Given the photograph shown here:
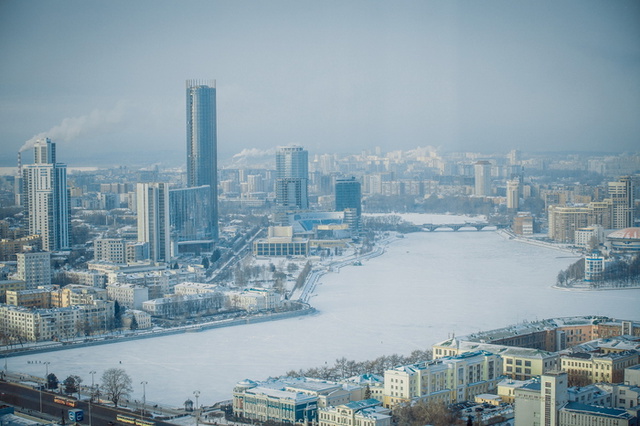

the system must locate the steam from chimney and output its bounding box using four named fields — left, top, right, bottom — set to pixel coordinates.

left=19, top=102, right=128, bottom=152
